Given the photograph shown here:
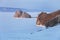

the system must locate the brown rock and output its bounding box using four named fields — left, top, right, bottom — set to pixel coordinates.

left=36, top=10, right=60, bottom=28
left=14, top=10, right=31, bottom=18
